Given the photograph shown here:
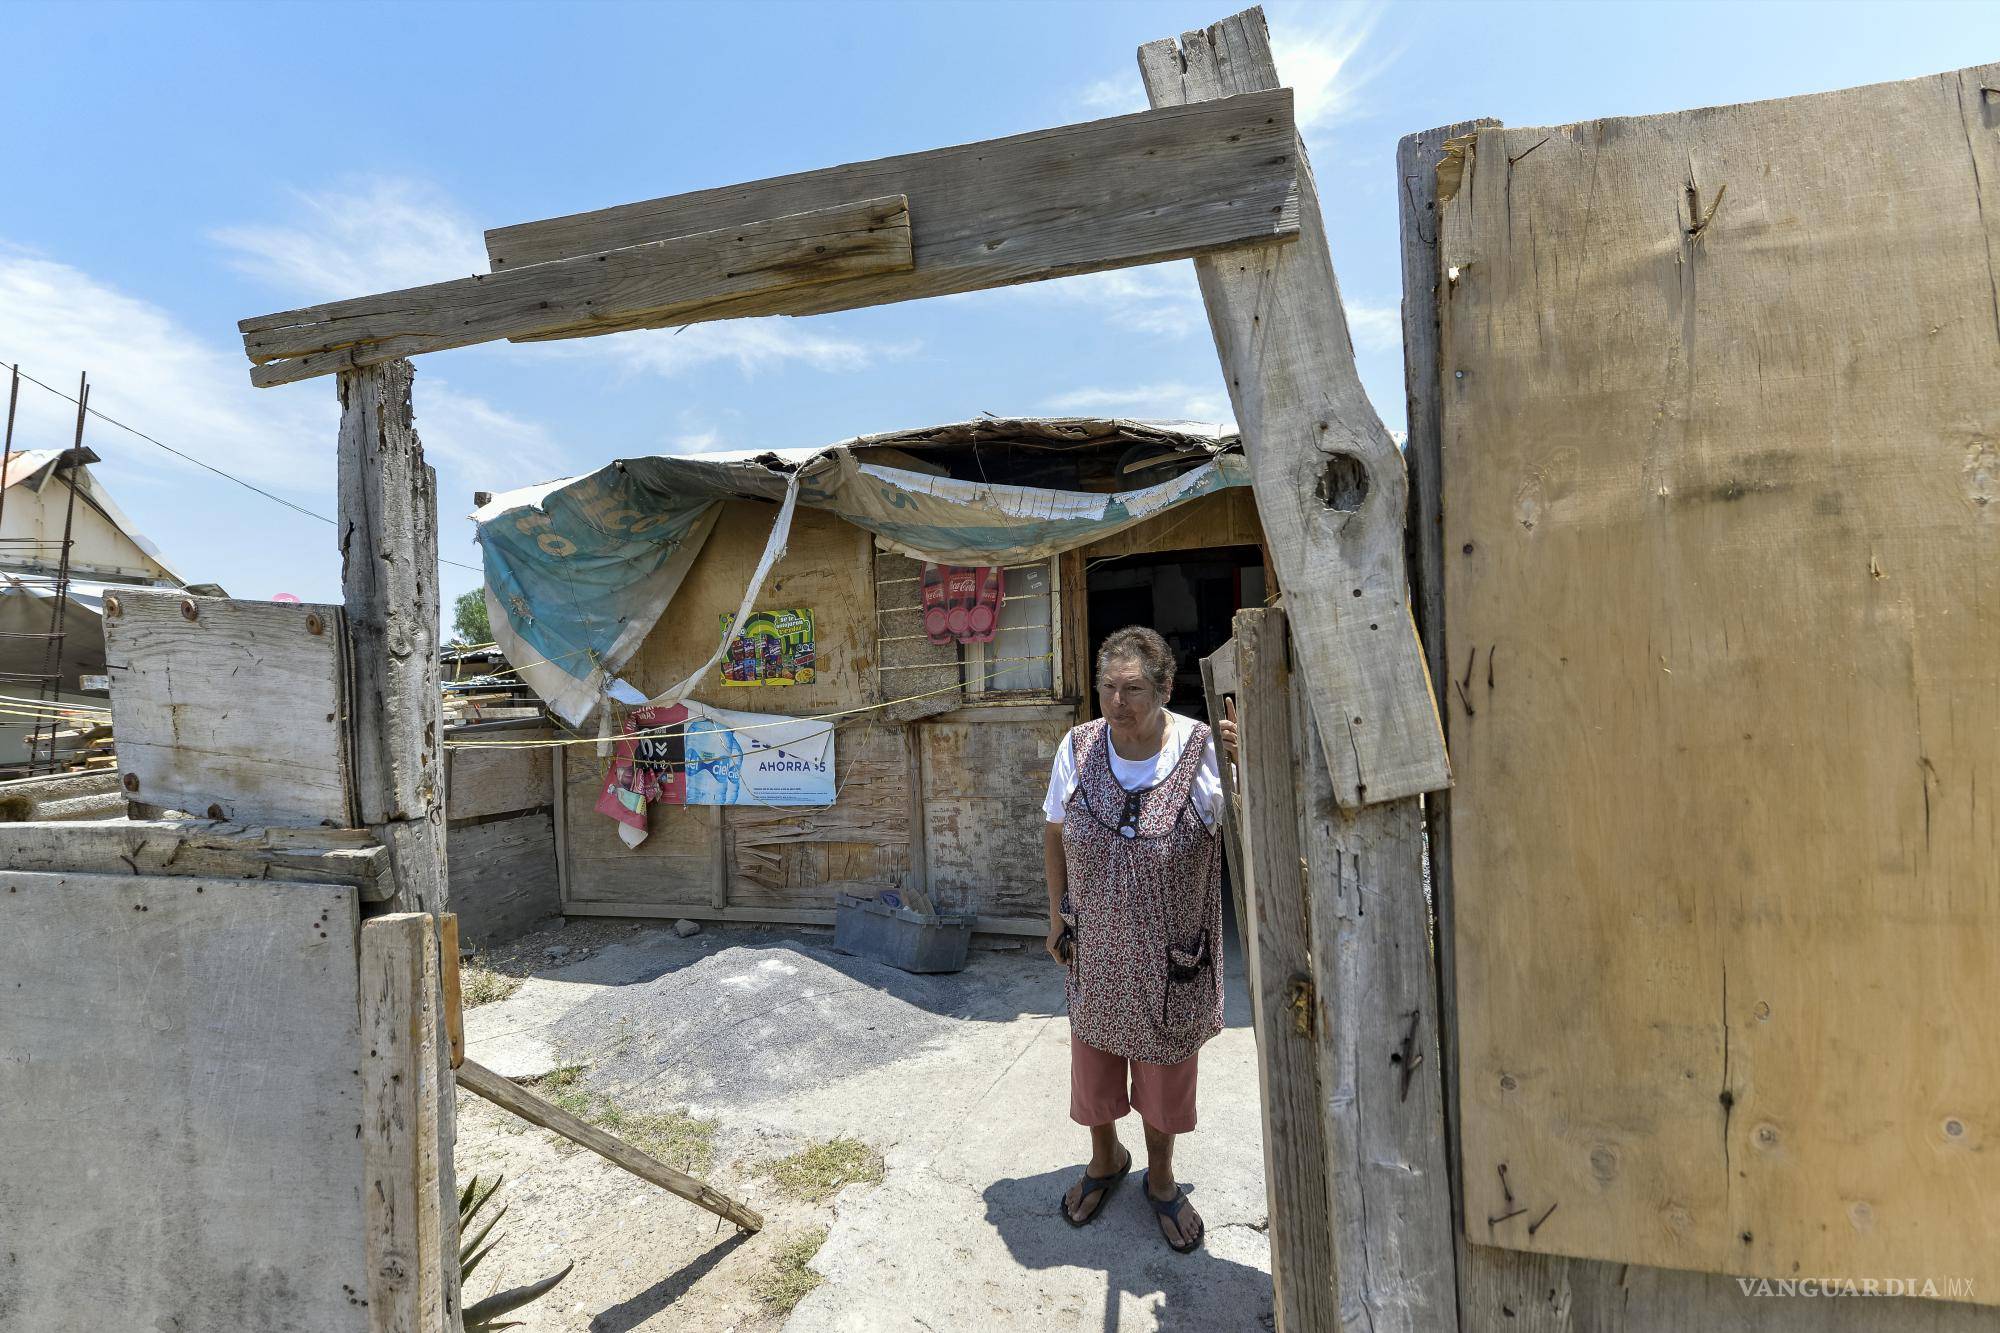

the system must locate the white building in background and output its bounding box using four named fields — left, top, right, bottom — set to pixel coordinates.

left=0, top=445, right=205, bottom=772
